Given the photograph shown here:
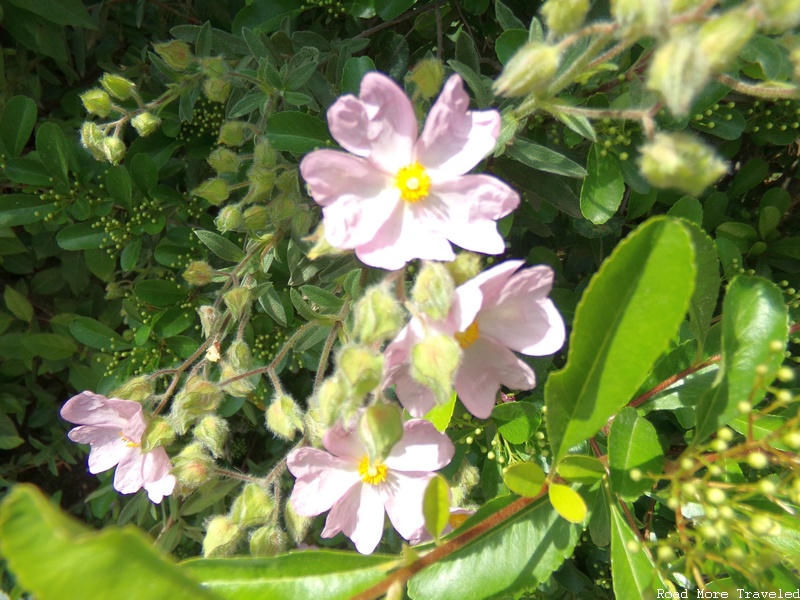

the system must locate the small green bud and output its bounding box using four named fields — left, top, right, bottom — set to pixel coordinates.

left=192, top=178, right=230, bottom=206
left=446, top=252, right=482, bottom=286
left=220, top=361, right=256, bottom=398
left=141, top=416, right=176, bottom=452
left=253, top=139, right=278, bottom=168
left=111, top=375, right=154, bottom=403
left=172, top=376, right=223, bottom=432
left=242, top=205, right=269, bottom=231
left=706, top=487, right=726, bottom=505
left=208, top=147, right=241, bottom=174
left=275, top=170, right=299, bottom=194
left=100, top=73, right=136, bottom=100
left=80, top=122, right=106, bottom=161
left=411, top=335, right=462, bottom=404
left=183, top=260, right=214, bottom=286
left=194, top=415, right=229, bottom=458
left=409, top=58, right=445, bottom=98
left=203, top=78, right=232, bottom=103
left=197, top=305, right=220, bottom=338
left=203, top=515, right=242, bottom=558
left=540, top=0, right=589, bottom=35
left=201, top=57, right=229, bottom=78
left=412, top=261, right=455, bottom=321
left=227, top=340, right=253, bottom=371
left=223, top=287, right=251, bottom=322
left=337, top=345, right=385, bottom=400
left=353, top=285, right=406, bottom=345
left=80, top=89, right=112, bottom=117
left=231, top=483, right=275, bottom=527
left=131, top=112, right=161, bottom=137
left=611, top=0, right=668, bottom=37
left=172, top=442, right=215, bottom=489
left=647, top=34, right=710, bottom=117
left=153, top=40, right=193, bottom=71
left=243, top=168, right=276, bottom=204
left=215, top=205, right=244, bottom=233
left=754, top=0, right=800, bottom=33
left=698, top=8, right=756, bottom=71
left=314, top=375, right=348, bottom=426
left=249, top=524, right=287, bottom=557
left=639, top=132, right=727, bottom=196
left=357, top=404, right=404, bottom=463
left=747, top=452, right=769, bottom=469
left=757, top=478, right=778, bottom=496
left=102, top=136, right=126, bottom=165
left=266, top=394, right=304, bottom=440
left=291, top=207, right=313, bottom=237
left=493, top=42, right=561, bottom=98
left=218, top=121, right=246, bottom=147
left=284, top=499, right=313, bottom=544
